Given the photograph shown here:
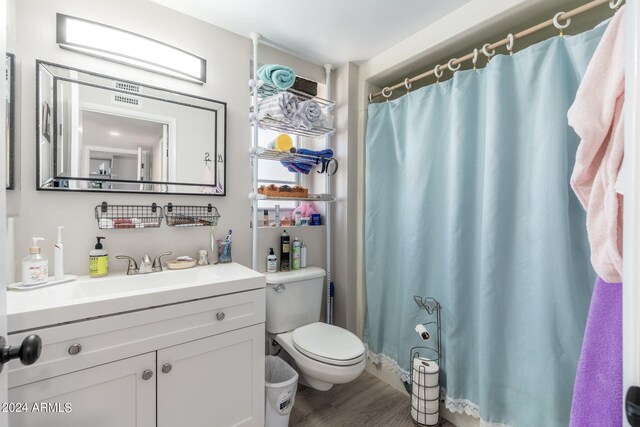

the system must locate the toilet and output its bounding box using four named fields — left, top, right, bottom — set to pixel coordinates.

left=265, top=267, right=366, bottom=391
